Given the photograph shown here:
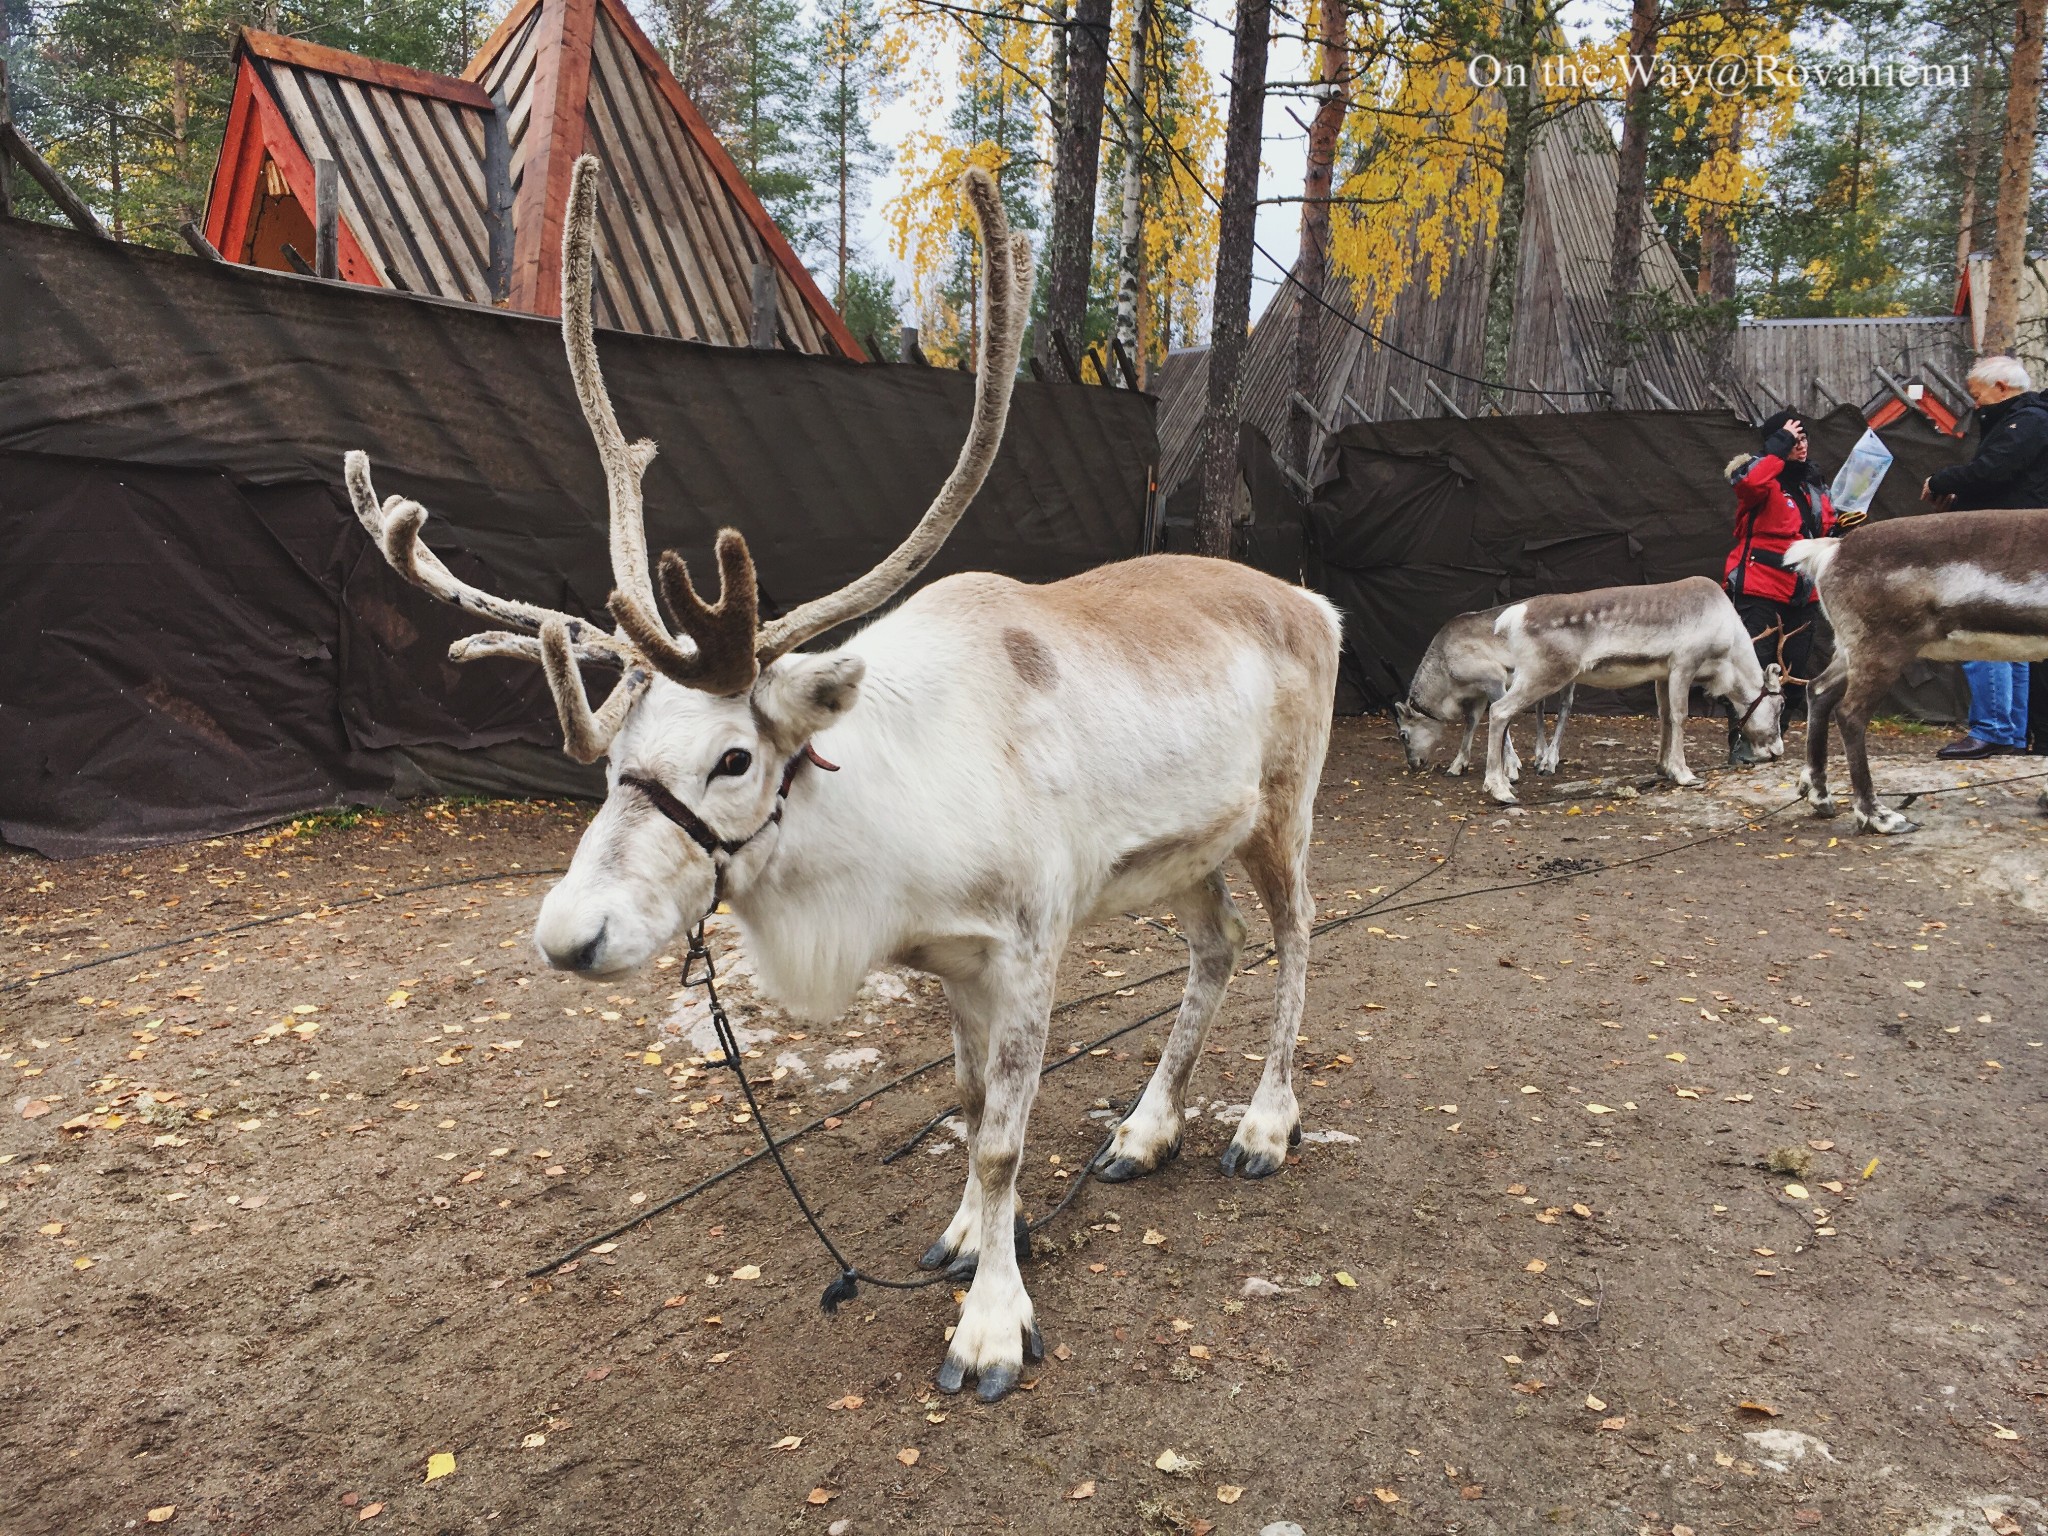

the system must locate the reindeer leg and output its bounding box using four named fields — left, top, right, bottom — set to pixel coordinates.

left=1836, top=665, right=1915, bottom=834
left=1799, top=653, right=1848, bottom=817
left=936, top=942, right=1055, bottom=1403
left=1536, top=684, right=1574, bottom=774
left=1222, top=806, right=1313, bottom=1179
left=1482, top=691, right=1531, bottom=804
left=1446, top=709, right=1481, bottom=777
left=1095, top=872, right=1243, bottom=1182
left=920, top=987, right=994, bottom=1275
left=1505, top=722, right=1523, bottom=784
